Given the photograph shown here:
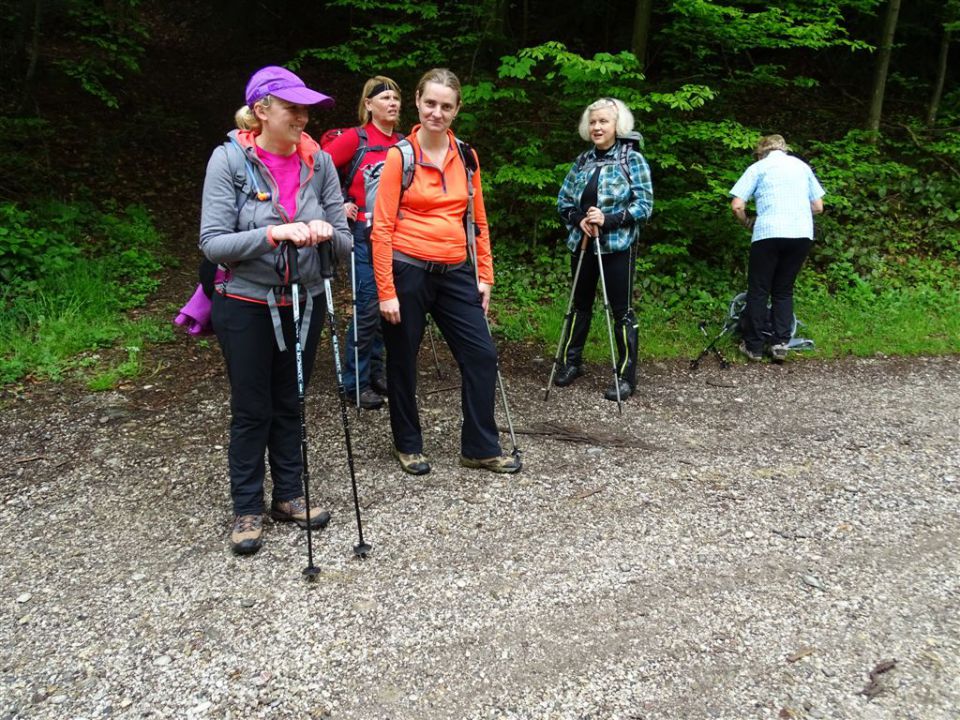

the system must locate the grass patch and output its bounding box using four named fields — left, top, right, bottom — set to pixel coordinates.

left=494, top=275, right=960, bottom=364
left=0, top=202, right=171, bottom=388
